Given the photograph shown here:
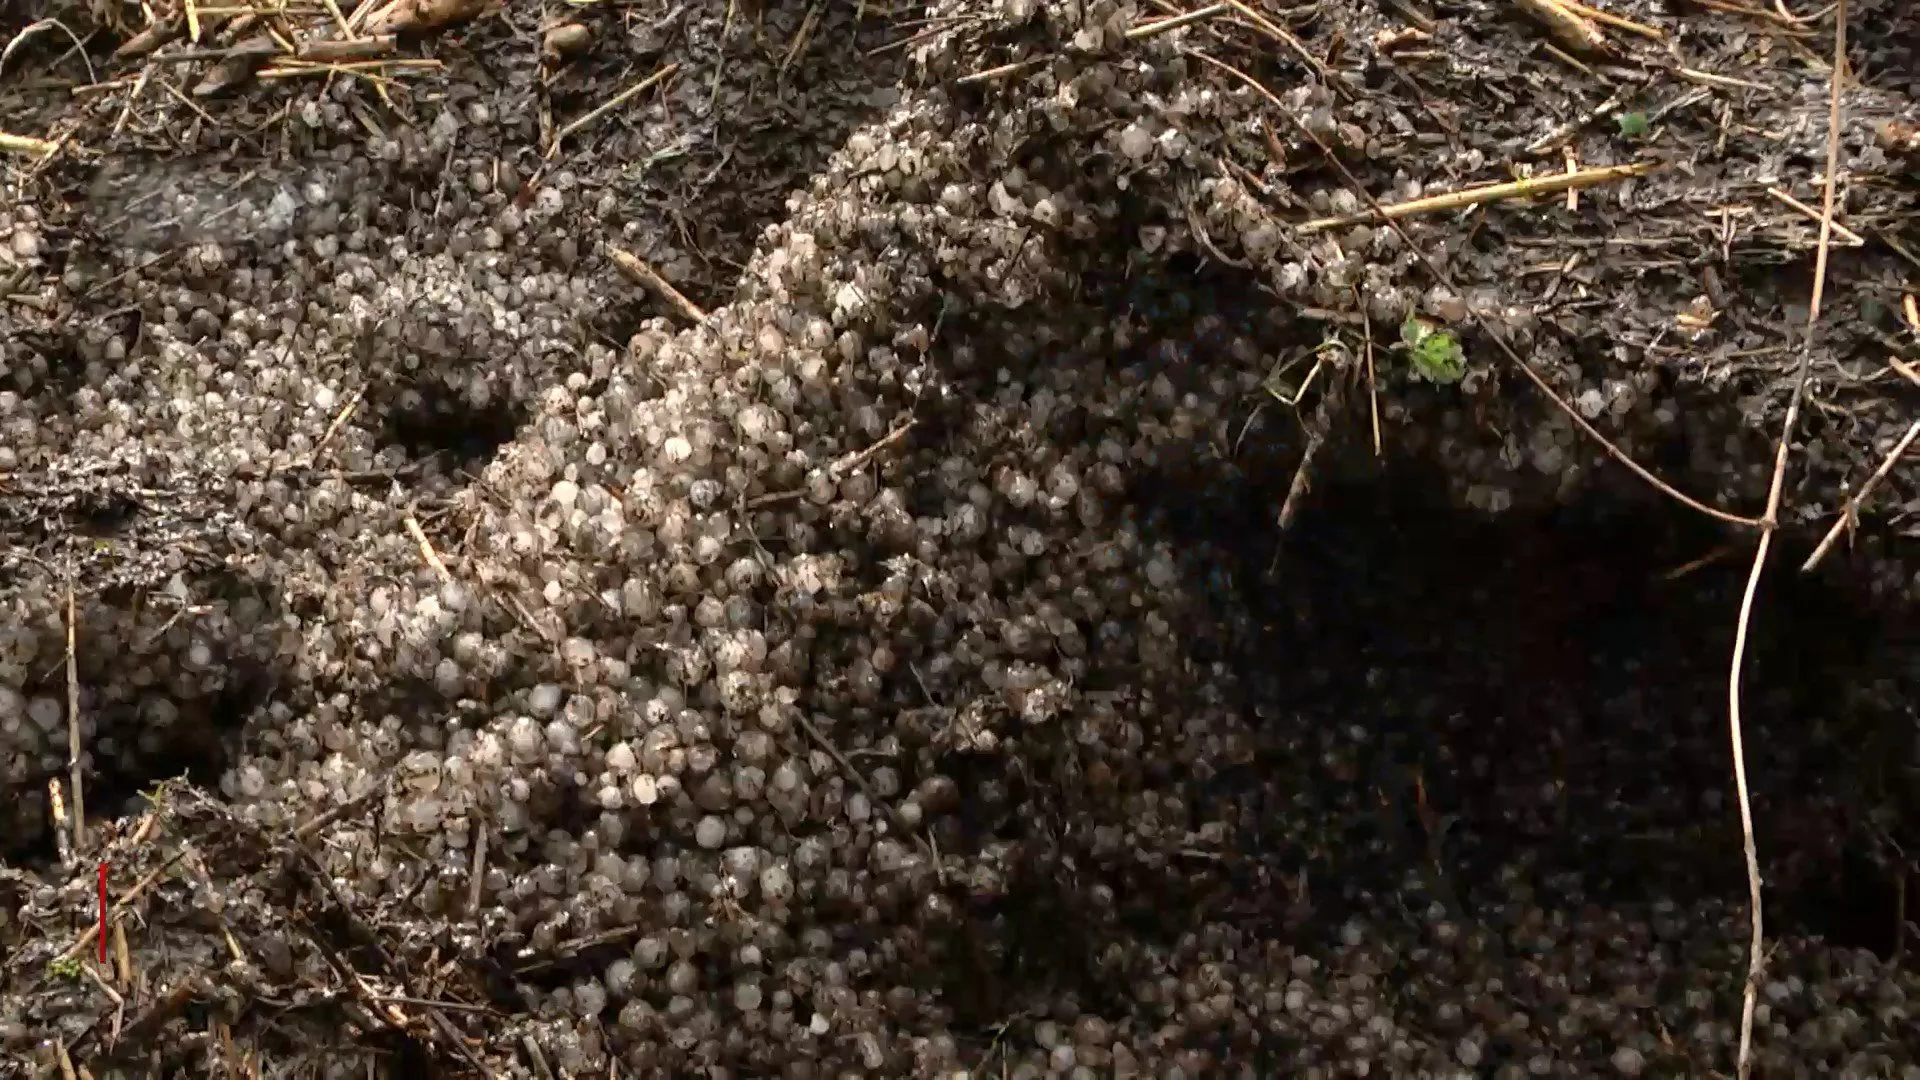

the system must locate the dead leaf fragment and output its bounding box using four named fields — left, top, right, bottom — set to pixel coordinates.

left=361, top=0, right=488, bottom=36
left=1513, top=0, right=1610, bottom=55
left=543, top=23, right=591, bottom=63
